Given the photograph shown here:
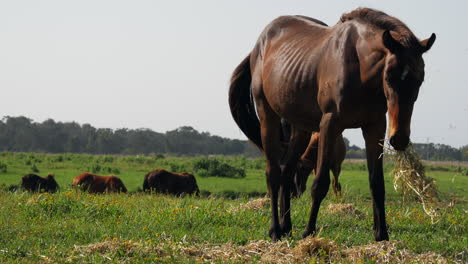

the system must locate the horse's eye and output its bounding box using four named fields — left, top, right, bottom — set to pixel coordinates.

left=400, top=65, right=410, bottom=80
